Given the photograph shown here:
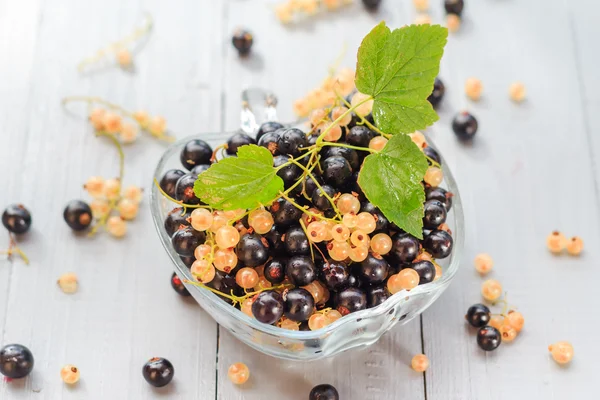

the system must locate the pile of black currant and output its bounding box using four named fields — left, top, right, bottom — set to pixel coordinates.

left=159, top=104, right=455, bottom=332
left=465, top=304, right=501, bottom=351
